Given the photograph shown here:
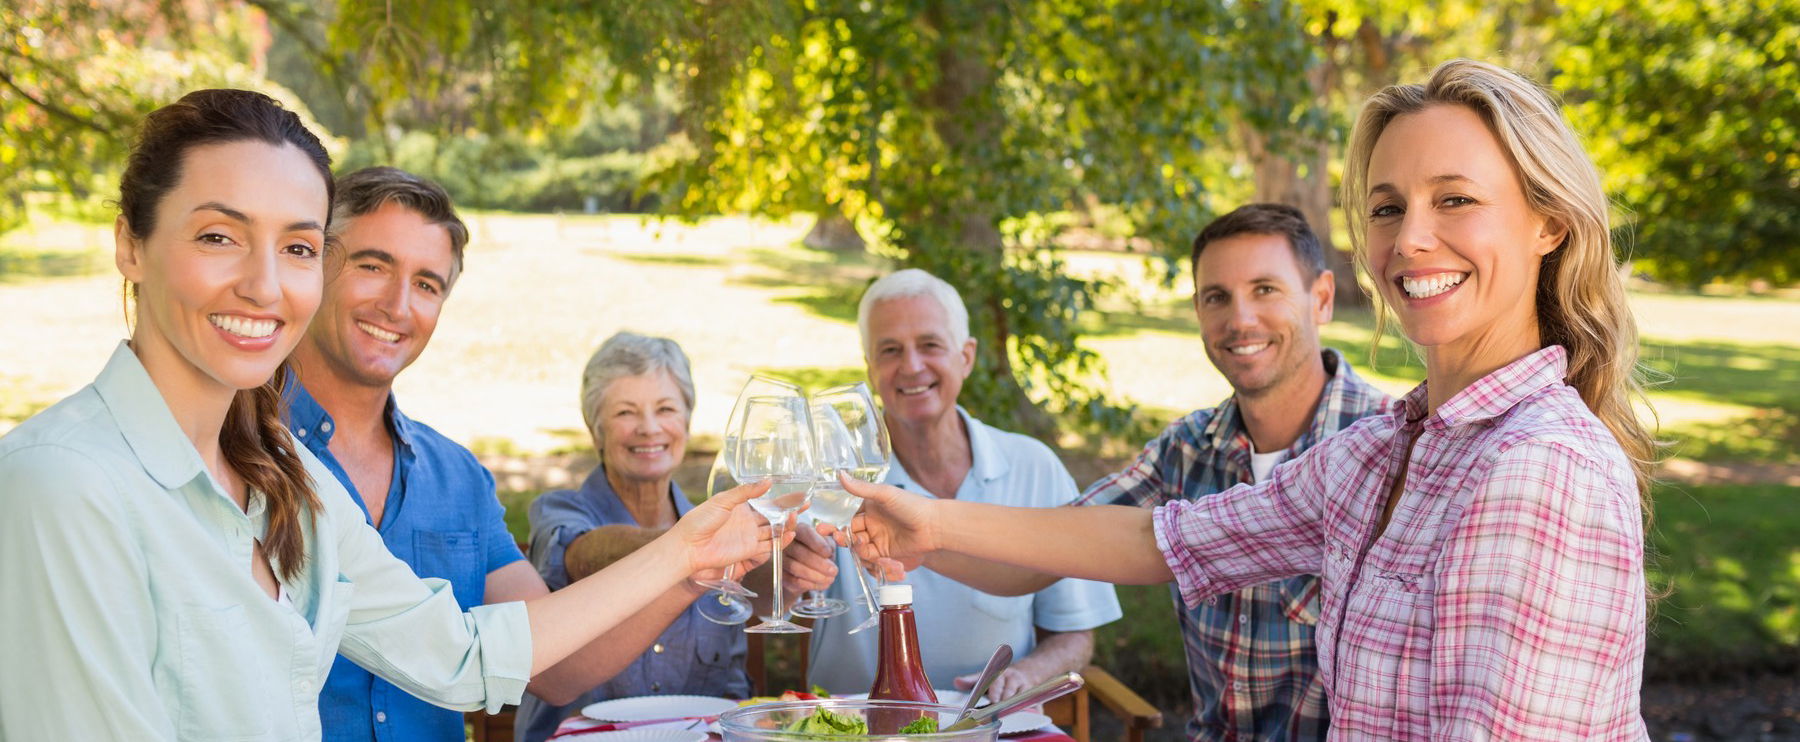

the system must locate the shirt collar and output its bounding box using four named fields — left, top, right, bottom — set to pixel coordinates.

left=959, top=406, right=1009, bottom=483
left=284, top=375, right=414, bottom=450
left=576, top=464, right=693, bottom=521
left=1396, top=345, right=1569, bottom=429
left=92, top=341, right=206, bottom=489
left=1204, top=347, right=1362, bottom=455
